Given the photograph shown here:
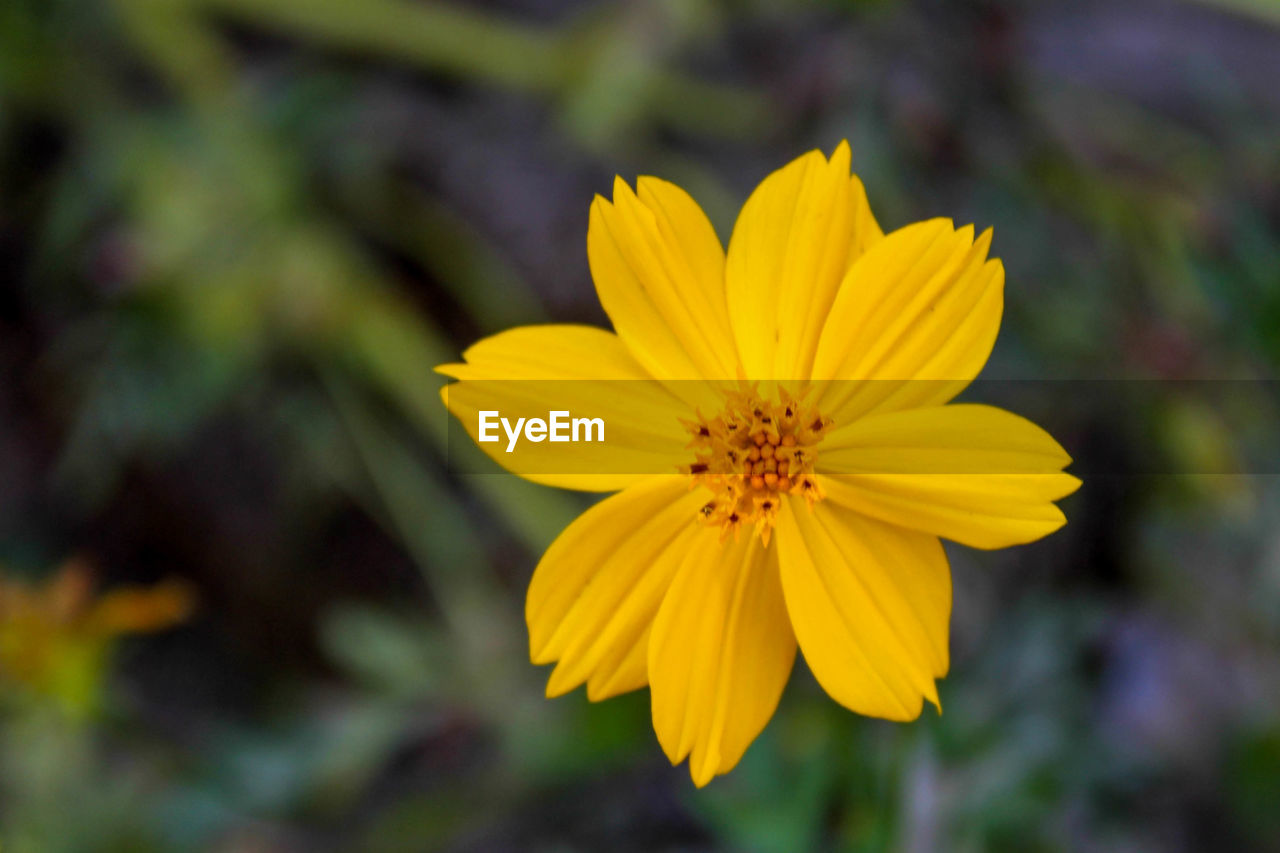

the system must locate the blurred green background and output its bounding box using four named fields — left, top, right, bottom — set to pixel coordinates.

left=2, top=0, right=1280, bottom=850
